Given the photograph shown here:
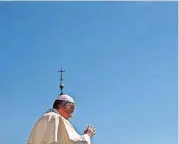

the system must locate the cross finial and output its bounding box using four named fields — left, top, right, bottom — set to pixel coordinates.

left=58, top=68, right=65, bottom=95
